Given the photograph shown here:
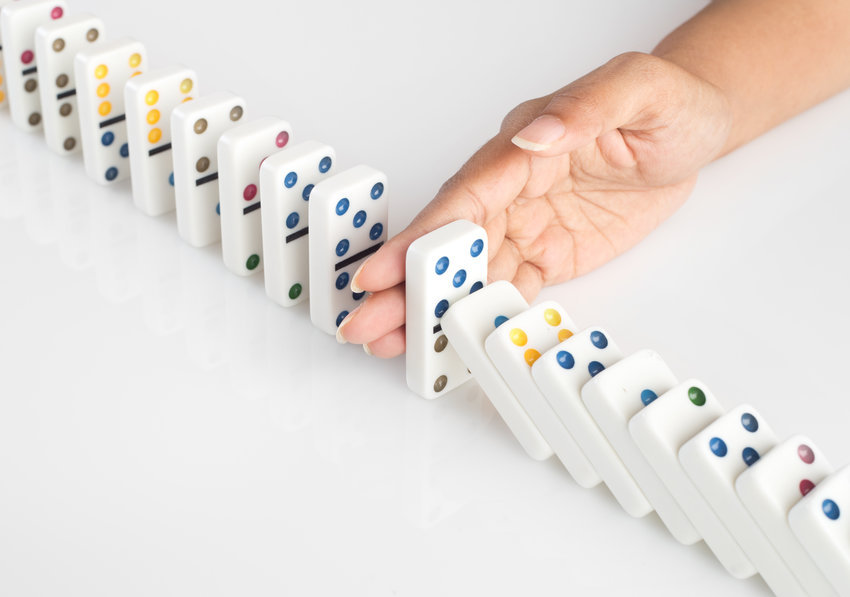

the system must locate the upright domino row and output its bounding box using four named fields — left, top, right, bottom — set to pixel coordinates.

left=409, top=218, right=850, bottom=596
left=0, top=0, right=387, bottom=336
